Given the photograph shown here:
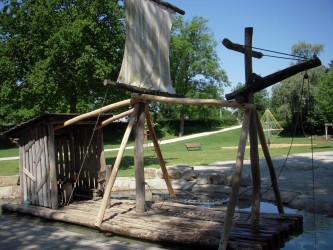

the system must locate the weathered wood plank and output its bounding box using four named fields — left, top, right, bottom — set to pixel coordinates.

left=47, top=123, right=58, bottom=209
